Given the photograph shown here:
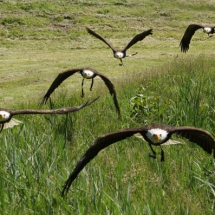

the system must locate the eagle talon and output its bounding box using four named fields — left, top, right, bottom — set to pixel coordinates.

left=161, top=149, right=165, bottom=162
left=149, top=154, right=156, bottom=159
left=0, top=124, right=4, bottom=133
